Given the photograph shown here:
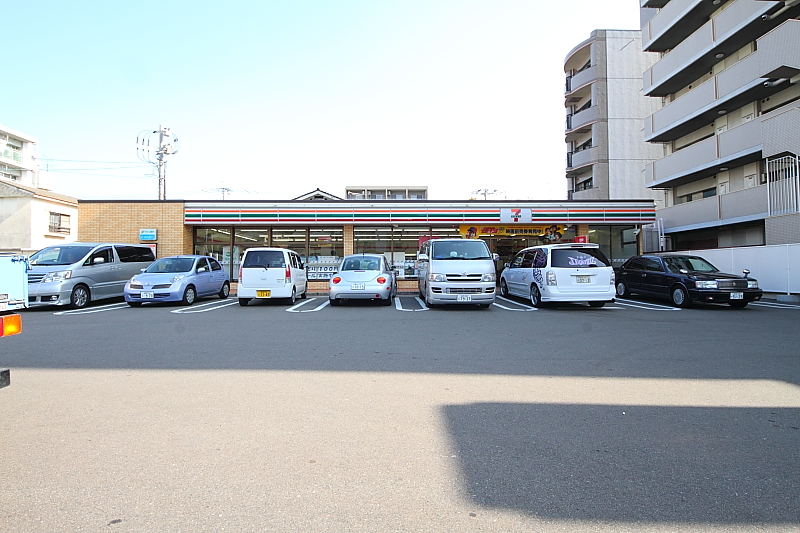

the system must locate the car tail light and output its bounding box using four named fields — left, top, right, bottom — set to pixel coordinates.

left=332, top=277, right=341, bottom=284
left=238, top=265, right=242, bottom=280
left=376, top=277, right=387, bottom=284
left=285, top=265, right=291, bottom=283
left=0, top=314, right=22, bottom=337
left=546, top=270, right=557, bottom=286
